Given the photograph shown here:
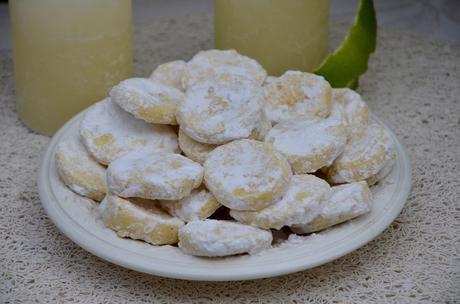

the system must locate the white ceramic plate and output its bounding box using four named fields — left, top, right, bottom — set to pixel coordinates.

left=38, top=108, right=411, bottom=281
